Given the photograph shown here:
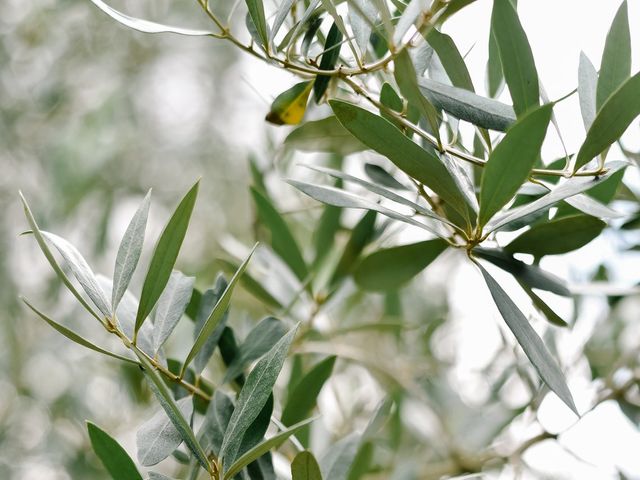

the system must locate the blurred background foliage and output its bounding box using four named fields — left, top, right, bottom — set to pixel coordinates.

left=2, top=1, right=640, bottom=479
